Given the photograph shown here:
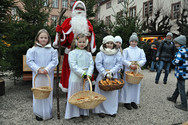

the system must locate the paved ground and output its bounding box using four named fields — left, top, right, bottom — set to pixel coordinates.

left=0, top=69, right=188, bottom=125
